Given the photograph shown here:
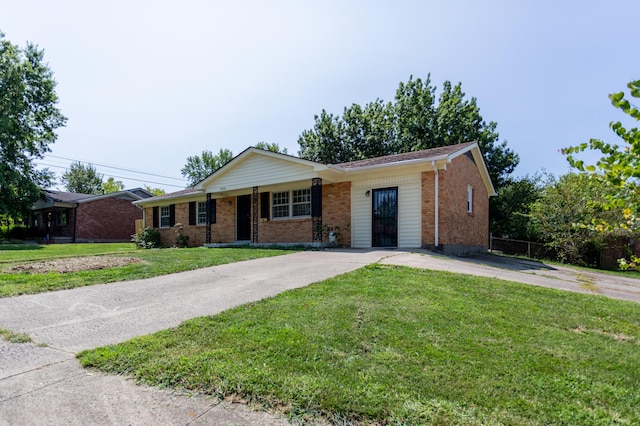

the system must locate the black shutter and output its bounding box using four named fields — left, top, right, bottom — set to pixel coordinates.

left=188, top=202, right=196, bottom=225
left=311, top=181, right=322, bottom=217
left=169, top=204, right=176, bottom=227
left=260, top=192, right=270, bottom=219
left=152, top=206, right=159, bottom=228
left=209, top=198, right=216, bottom=224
